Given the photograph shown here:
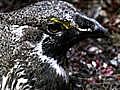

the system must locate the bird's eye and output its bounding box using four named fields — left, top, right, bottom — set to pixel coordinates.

left=47, top=17, right=72, bottom=34
left=48, top=23, right=63, bottom=33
